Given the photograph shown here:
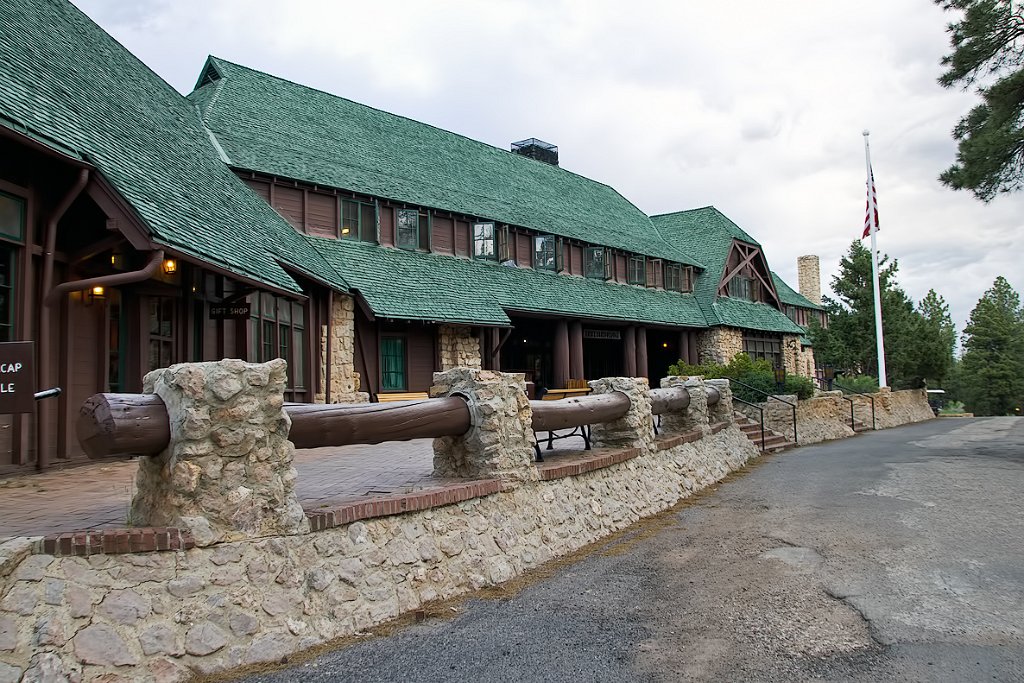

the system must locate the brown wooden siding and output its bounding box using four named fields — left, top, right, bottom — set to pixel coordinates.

left=272, top=186, right=304, bottom=231
left=614, top=253, right=628, bottom=284
left=306, top=192, right=337, bottom=238
left=454, top=220, right=469, bottom=256
left=243, top=179, right=271, bottom=203
left=569, top=245, right=583, bottom=276
left=516, top=232, right=531, bottom=266
left=432, top=216, right=454, bottom=255
left=406, top=328, right=436, bottom=392
left=379, top=205, right=395, bottom=246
